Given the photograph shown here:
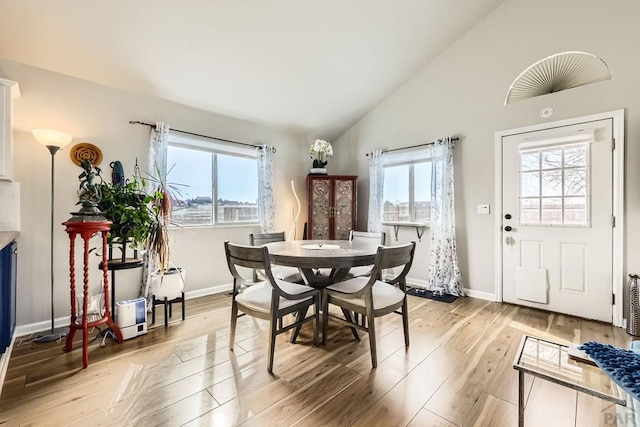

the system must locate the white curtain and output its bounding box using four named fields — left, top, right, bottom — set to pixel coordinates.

left=257, top=144, right=275, bottom=233
left=148, top=122, right=169, bottom=183
left=141, top=122, right=170, bottom=303
left=428, top=137, right=464, bottom=296
left=367, top=149, right=384, bottom=233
